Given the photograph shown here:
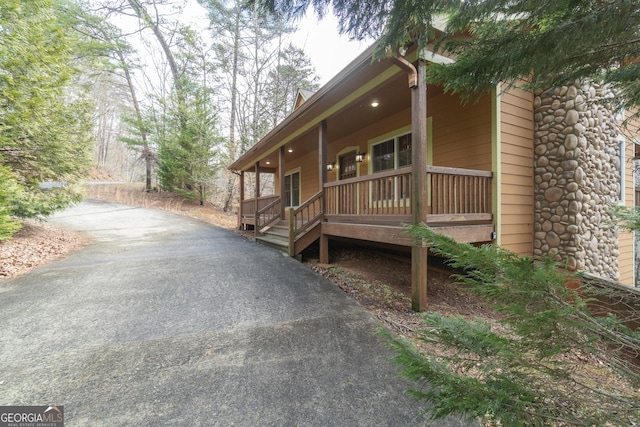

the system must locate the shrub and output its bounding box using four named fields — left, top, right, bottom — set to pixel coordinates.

left=382, top=224, right=640, bottom=426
